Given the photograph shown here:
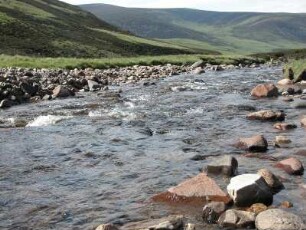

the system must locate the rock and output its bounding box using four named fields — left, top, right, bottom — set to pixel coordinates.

left=257, top=169, right=284, bottom=194
left=283, top=97, right=294, bottom=102
left=205, top=155, right=238, bottom=177
left=88, top=80, right=101, bottom=91
left=191, top=60, right=205, bottom=69
left=227, top=174, right=273, bottom=207
left=247, top=110, right=285, bottom=121
left=301, top=117, right=306, bottom=126
left=275, top=157, right=304, bottom=175
left=255, top=209, right=305, bottom=230
left=278, top=79, right=293, bottom=85
left=247, top=203, right=268, bottom=215
left=280, top=201, right=293, bottom=208
left=251, top=84, right=279, bottom=97
left=96, top=224, right=119, bottom=230
left=52, top=85, right=74, bottom=98
left=236, top=135, right=268, bottom=152
left=193, top=67, right=205, bottom=75
left=202, top=201, right=227, bottom=224
left=152, top=173, right=231, bottom=204
left=0, top=99, right=11, bottom=108
left=295, top=149, right=306, bottom=157
left=293, top=100, right=306, bottom=109
left=121, top=215, right=184, bottom=230
left=275, top=135, right=292, bottom=148
left=218, top=210, right=256, bottom=229
left=273, top=122, right=297, bottom=131
left=185, top=223, right=196, bottom=230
